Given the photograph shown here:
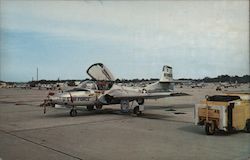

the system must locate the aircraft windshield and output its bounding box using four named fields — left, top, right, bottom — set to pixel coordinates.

left=95, top=81, right=113, bottom=90
left=78, top=81, right=98, bottom=90
left=77, top=80, right=113, bottom=91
